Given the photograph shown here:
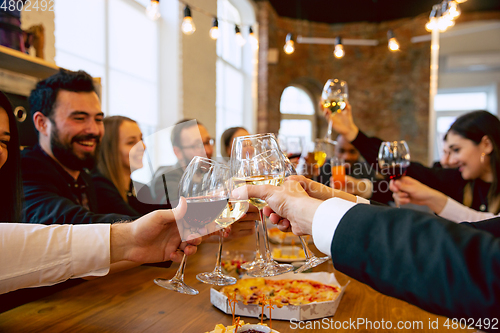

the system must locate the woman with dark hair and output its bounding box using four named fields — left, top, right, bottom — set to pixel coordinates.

left=93, top=115, right=156, bottom=215
left=391, top=111, right=500, bottom=222
left=220, top=126, right=249, bottom=158
left=0, top=91, right=22, bottom=222
left=326, top=103, right=500, bottom=222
